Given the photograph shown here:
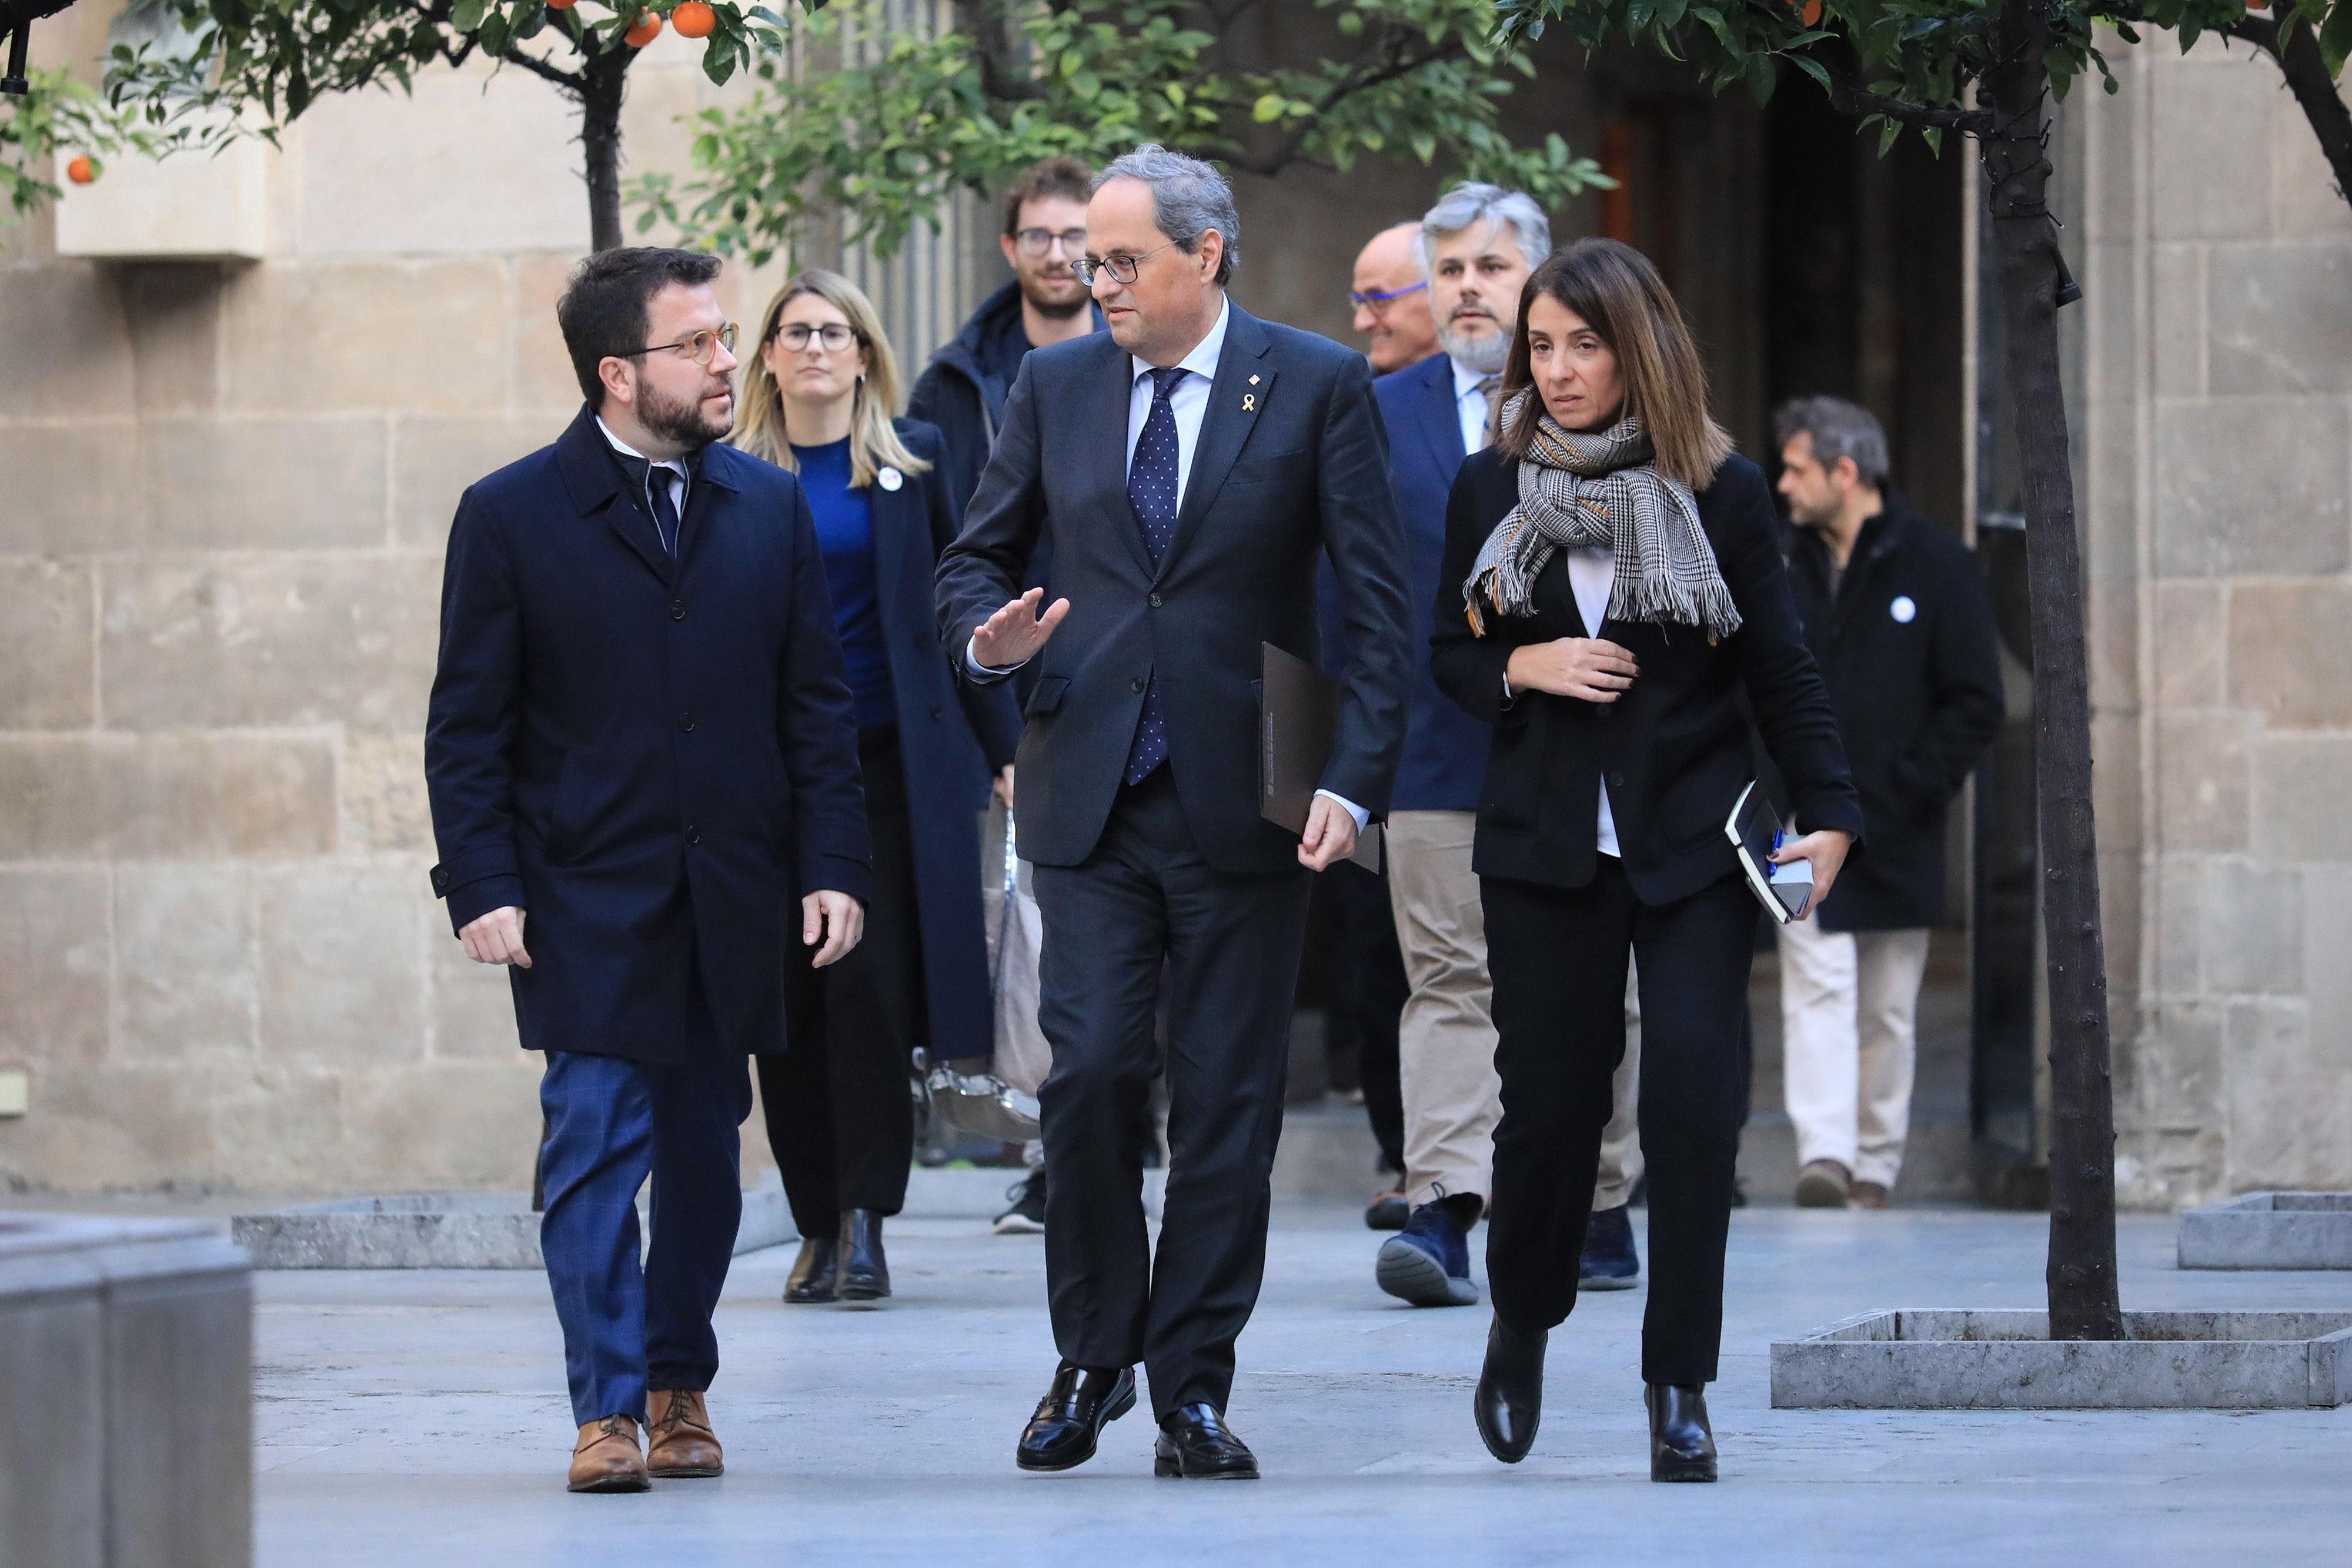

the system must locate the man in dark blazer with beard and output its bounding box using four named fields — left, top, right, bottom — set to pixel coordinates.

left=425, top=247, right=870, bottom=1495
left=937, top=146, right=1413, bottom=1480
